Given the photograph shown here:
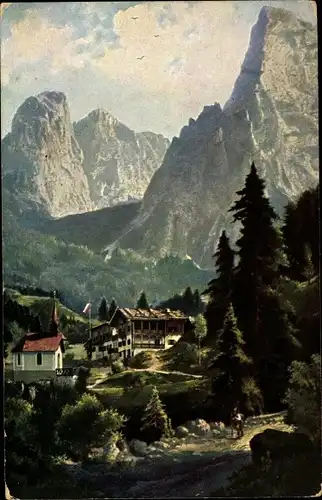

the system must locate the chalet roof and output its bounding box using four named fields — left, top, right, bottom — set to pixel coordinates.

left=12, top=333, right=65, bottom=353
left=118, top=308, right=188, bottom=320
